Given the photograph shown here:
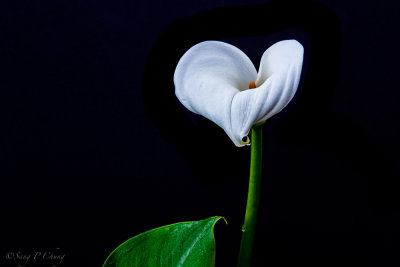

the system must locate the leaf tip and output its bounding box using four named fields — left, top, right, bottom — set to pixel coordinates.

left=214, top=216, right=228, bottom=225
